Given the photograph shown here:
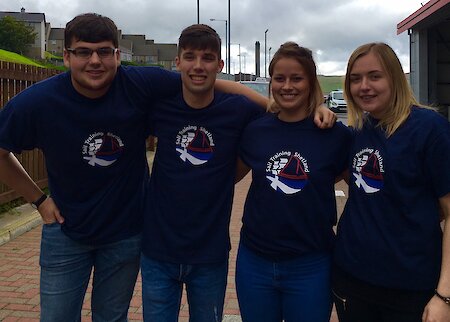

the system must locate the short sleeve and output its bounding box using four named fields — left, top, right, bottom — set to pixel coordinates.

left=0, top=97, right=38, bottom=153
